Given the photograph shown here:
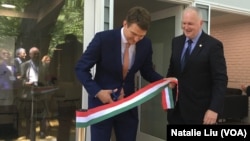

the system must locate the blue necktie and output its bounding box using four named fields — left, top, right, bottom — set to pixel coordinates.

left=181, top=40, right=193, bottom=71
